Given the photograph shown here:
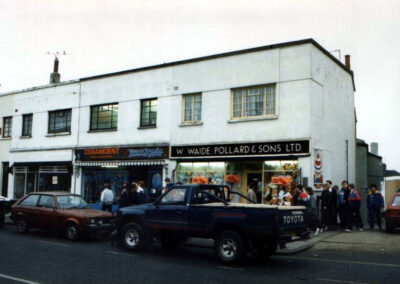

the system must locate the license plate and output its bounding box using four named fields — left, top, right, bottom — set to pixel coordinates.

left=282, top=214, right=304, bottom=224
